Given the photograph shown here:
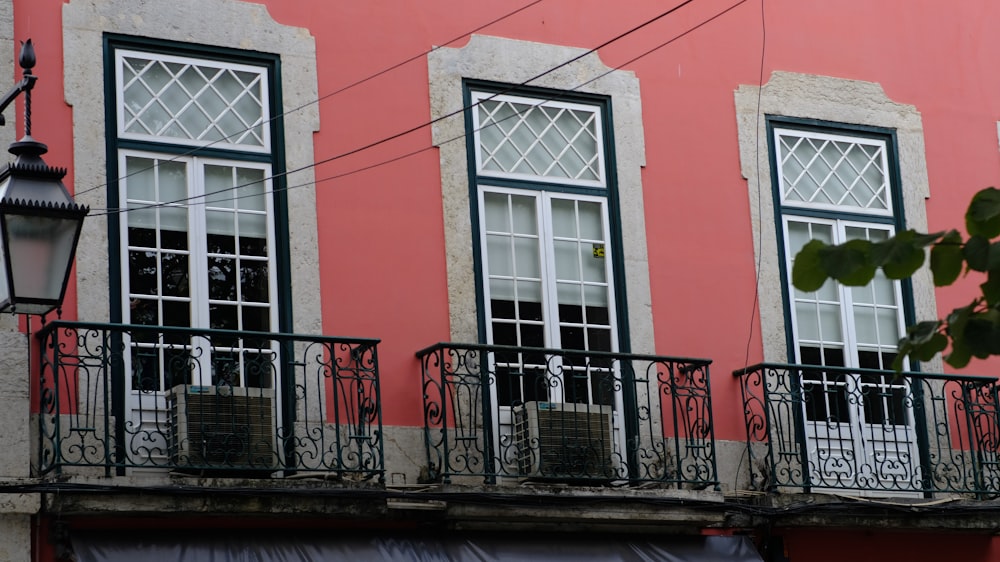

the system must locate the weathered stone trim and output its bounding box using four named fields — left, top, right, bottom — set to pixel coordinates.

left=428, top=35, right=654, bottom=353
left=734, top=71, right=938, bottom=370
left=63, top=0, right=322, bottom=335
